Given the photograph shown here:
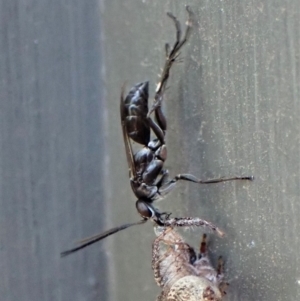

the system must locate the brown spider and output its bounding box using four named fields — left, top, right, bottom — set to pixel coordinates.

left=152, top=227, right=228, bottom=301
